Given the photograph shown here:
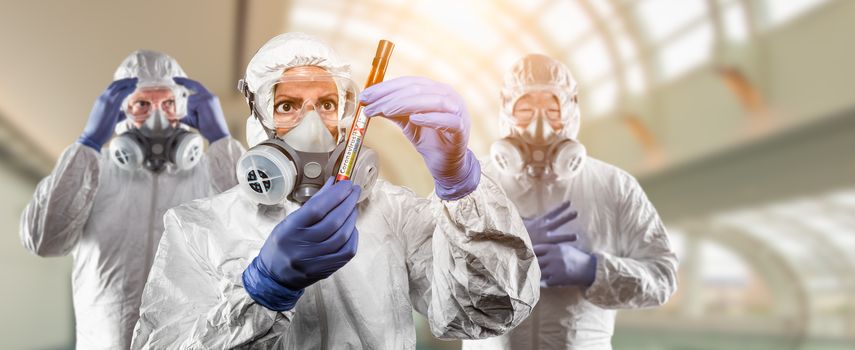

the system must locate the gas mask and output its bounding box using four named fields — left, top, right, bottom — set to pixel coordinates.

left=236, top=73, right=378, bottom=206
left=491, top=111, right=586, bottom=181
left=491, top=136, right=585, bottom=179
left=109, top=109, right=204, bottom=173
